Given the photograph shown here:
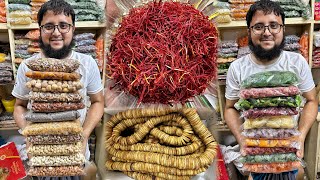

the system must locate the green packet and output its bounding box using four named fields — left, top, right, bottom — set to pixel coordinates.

left=241, top=71, right=299, bottom=88
left=235, top=95, right=302, bottom=110
left=238, top=153, right=298, bottom=163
